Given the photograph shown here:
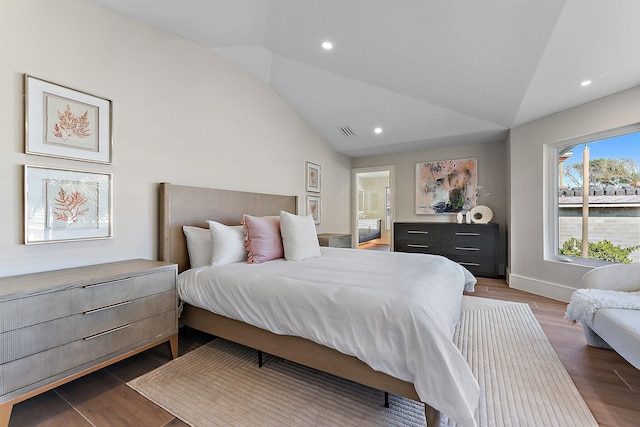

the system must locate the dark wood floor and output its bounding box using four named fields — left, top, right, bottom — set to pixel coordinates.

left=7, top=278, right=640, bottom=426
